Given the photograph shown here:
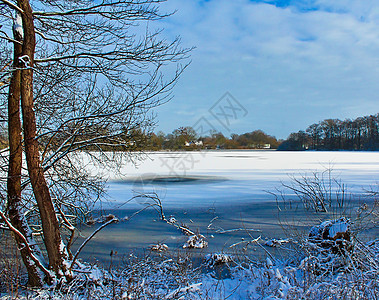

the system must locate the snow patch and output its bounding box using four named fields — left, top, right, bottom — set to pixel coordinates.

left=264, top=238, right=290, bottom=247
left=88, top=267, right=103, bottom=284
left=13, top=12, right=23, bottom=40
left=205, top=253, right=232, bottom=266
left=328, top=219, right=349, bottom=239
left=309, top=217, right=351, bottom=243
left=164, top=283, right=202, bottom=299
left=183, top=234, right=208, bottom=249
left=150, top=243, right=169, bottom=252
